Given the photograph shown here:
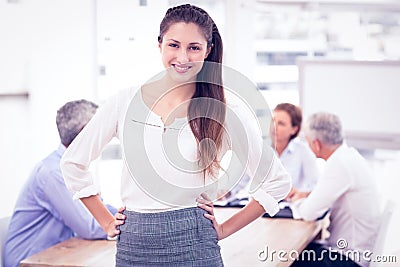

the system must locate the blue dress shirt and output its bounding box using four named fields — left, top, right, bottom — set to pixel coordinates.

left=3, top=144, right=117, bottom=267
